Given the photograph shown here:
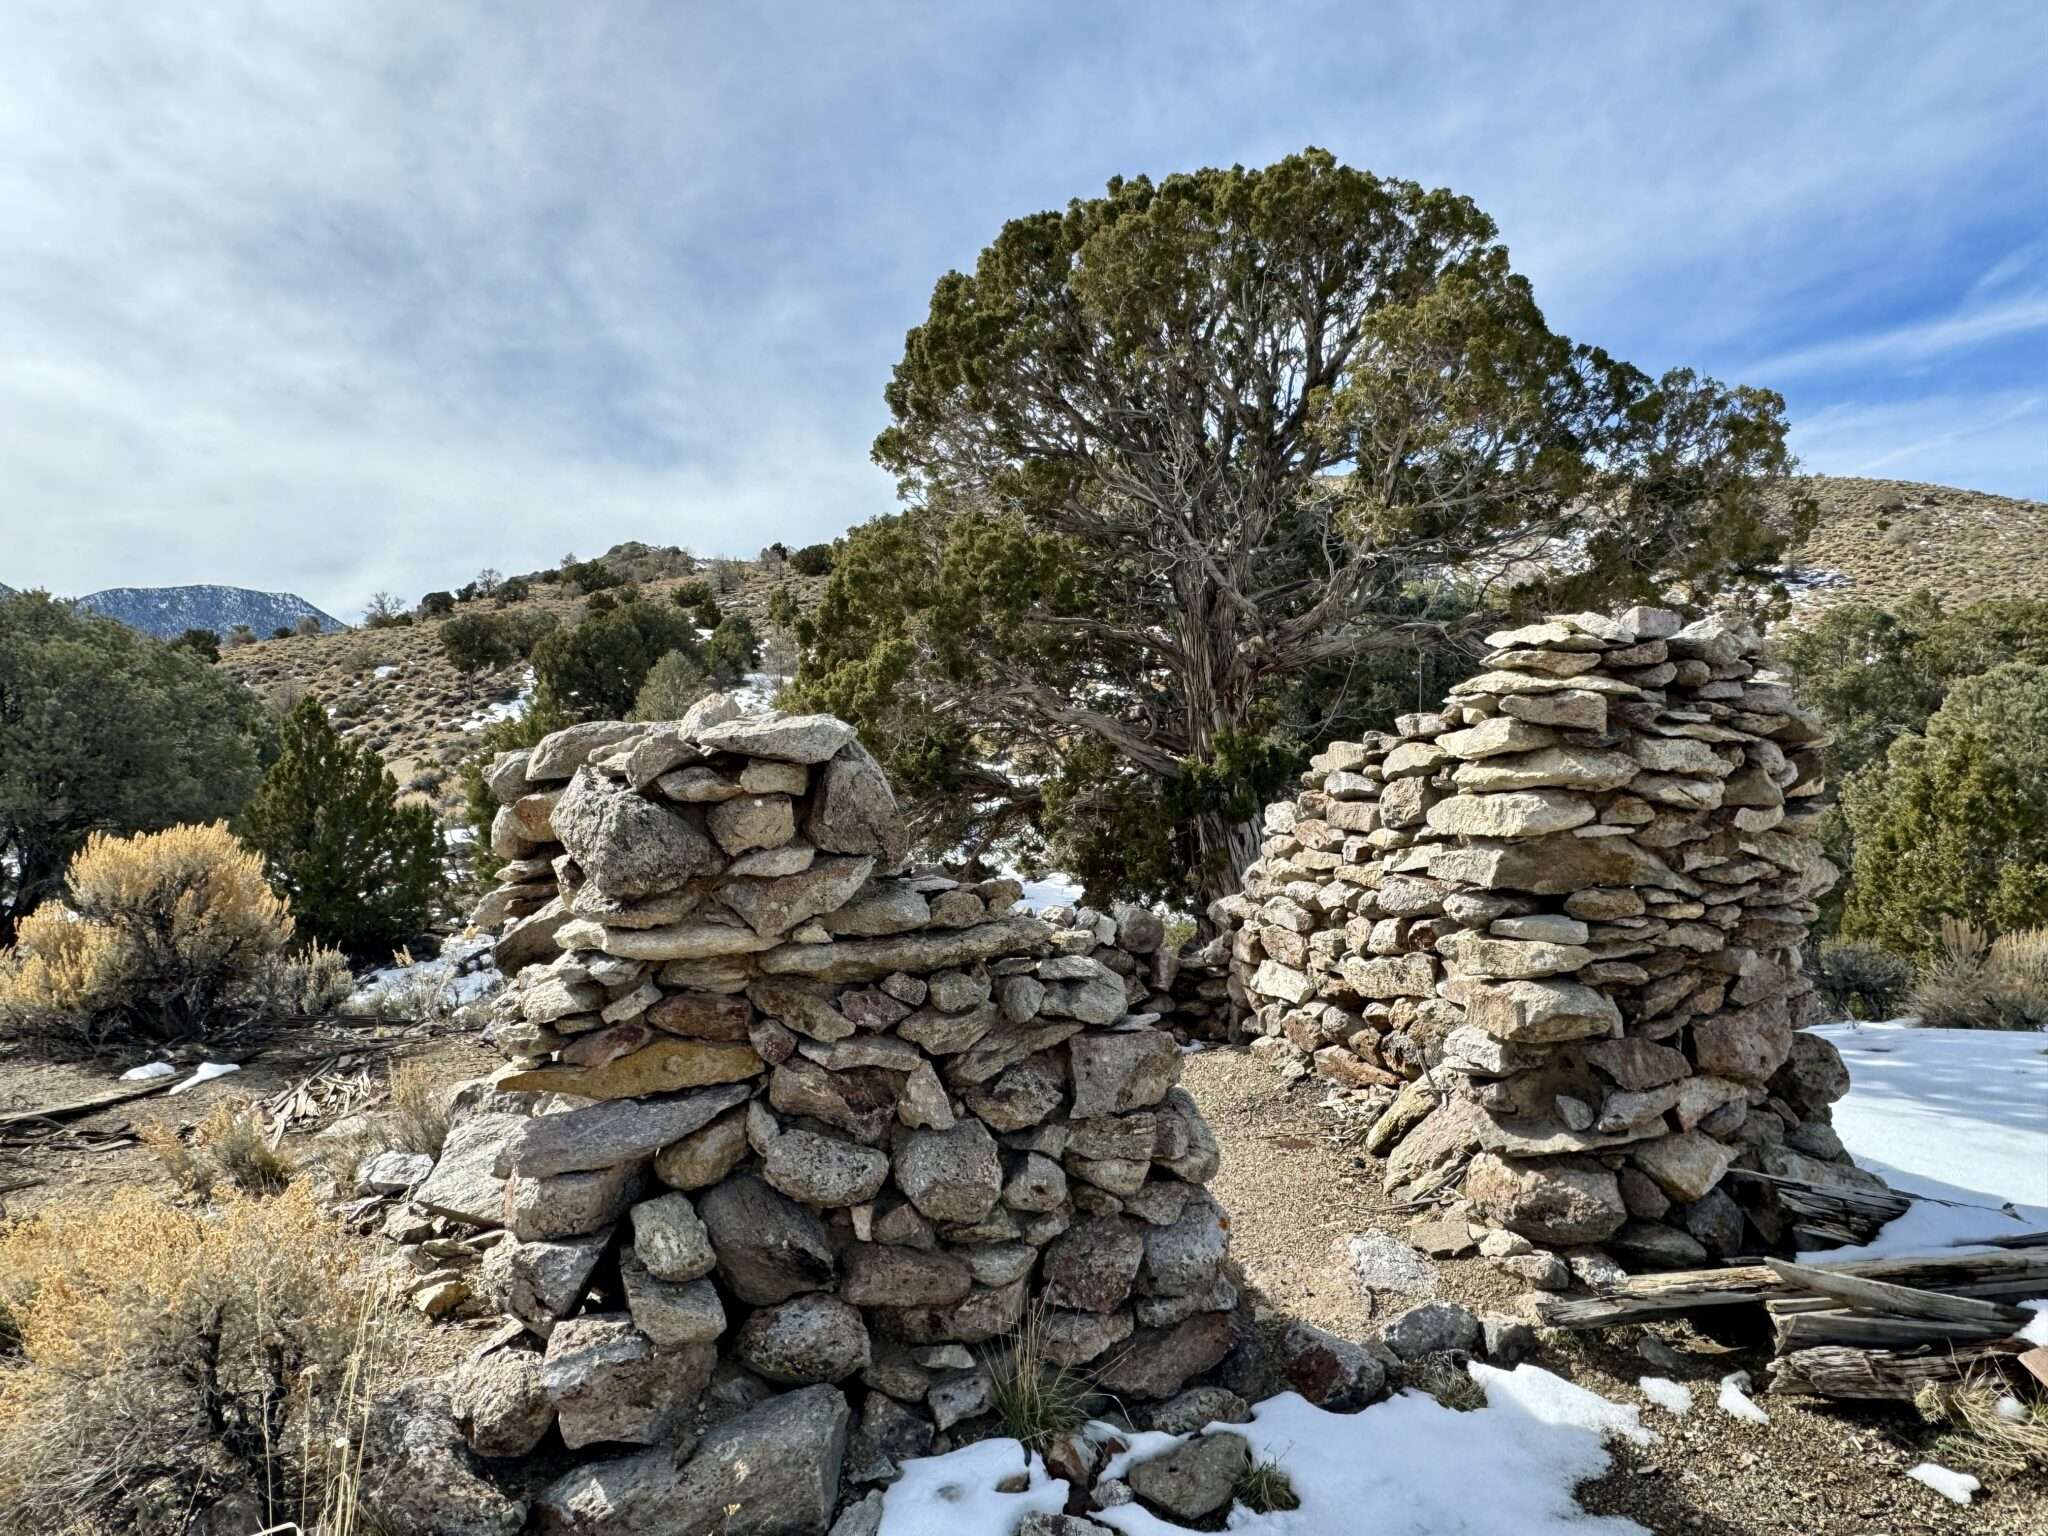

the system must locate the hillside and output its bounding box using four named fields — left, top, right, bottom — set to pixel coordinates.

left=1789, top=476, right=2048, bottom=617
left=74, top=583, right=344, bottom=639
left=216, top=548, right=819, bottom=823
